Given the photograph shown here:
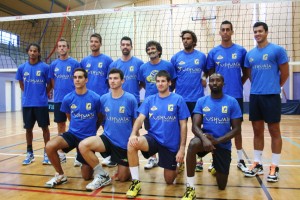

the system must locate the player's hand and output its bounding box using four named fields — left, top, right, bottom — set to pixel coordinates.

left=202, top=134, right=216, bottom=152
left=205, top=134, right=218, bottom=145
left=176, top=147, right=185, bottom=163
left=128, top=135, right=139, bottom=147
